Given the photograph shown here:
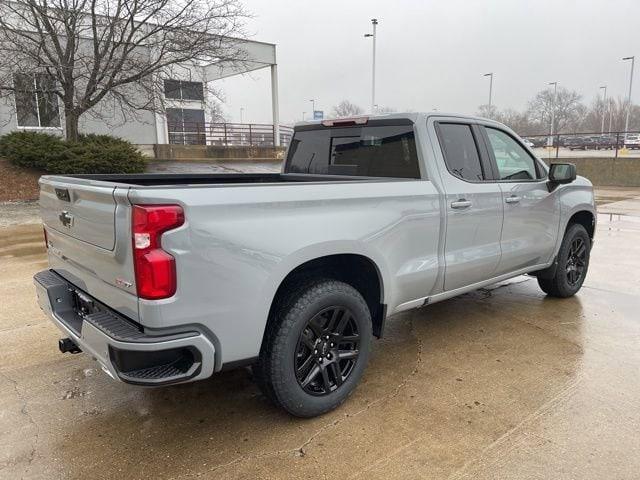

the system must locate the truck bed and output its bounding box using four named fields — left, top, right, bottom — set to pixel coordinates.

left=67, top=173, right=394, bottom=186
